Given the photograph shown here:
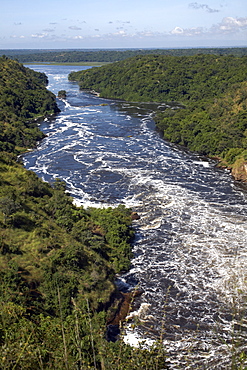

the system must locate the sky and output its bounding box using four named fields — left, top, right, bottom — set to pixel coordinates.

left=1, top=0, right=247, bottom=49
